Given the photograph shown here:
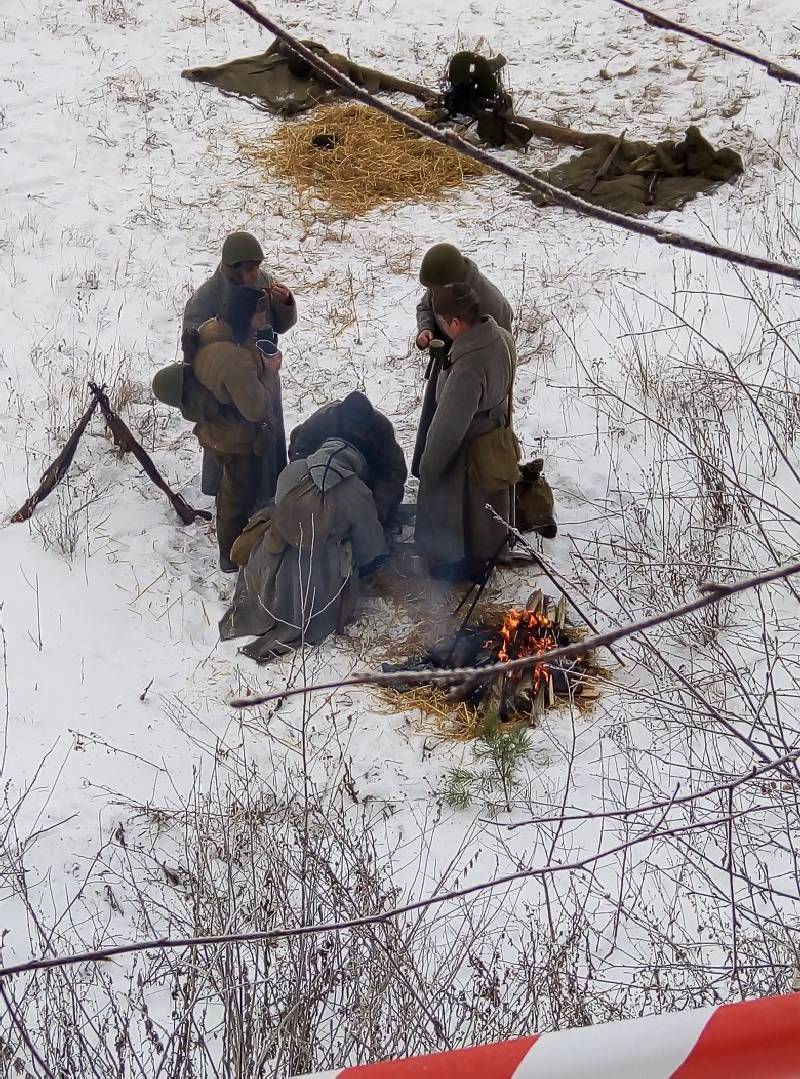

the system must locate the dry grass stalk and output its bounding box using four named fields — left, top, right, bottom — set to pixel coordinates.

left=242, top=103, right=486, bottom=216
left=380, top=668, right=604, bottom=741
left=378, top=685, right=483, bottom=740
